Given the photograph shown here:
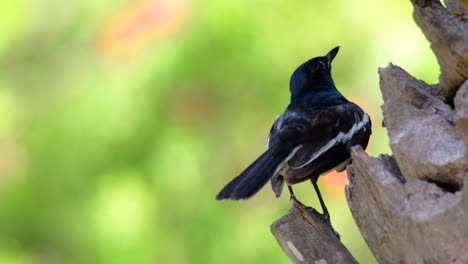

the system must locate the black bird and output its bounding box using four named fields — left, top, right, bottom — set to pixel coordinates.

left=216, top=47, right=371, bottom=222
